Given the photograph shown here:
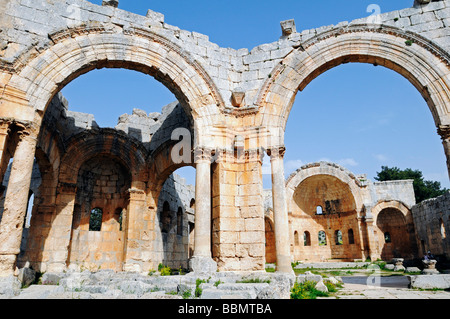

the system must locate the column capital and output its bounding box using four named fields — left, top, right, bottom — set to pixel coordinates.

left=193, top=147, right=214, bottom=163
left=266, top=146, right=286, bottom=160
left=438, top=125, right=450, bottom=140
left=57, top=182, right=78, bottom=194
